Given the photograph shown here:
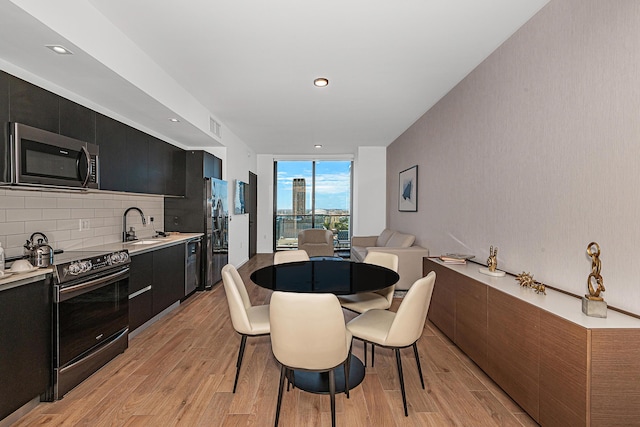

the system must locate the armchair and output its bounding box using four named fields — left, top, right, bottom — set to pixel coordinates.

left=298, top=229, right=334, bottom=257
